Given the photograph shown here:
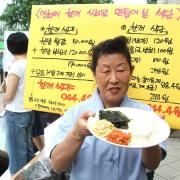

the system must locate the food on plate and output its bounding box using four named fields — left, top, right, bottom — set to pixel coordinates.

left=99, top=110, right=131, bottom=129
left=92, top=119, right=131, bottom=145
left=106, top=129, right=131, bottom=145
left=128, top=119, right=154, bottom=137
left=91, top=110, right=155, bottom=146
left=92, top=119, right=115, bottom=138
left=89, top=109, right=169, bottom=147
left=128, top=119, right=154, bottom=145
